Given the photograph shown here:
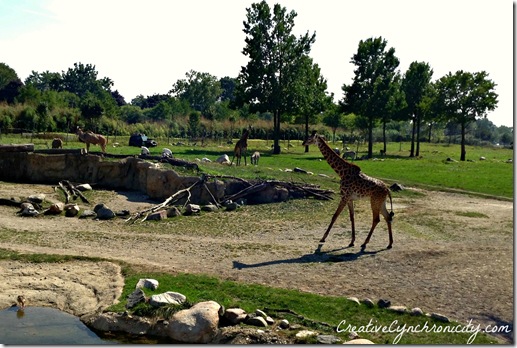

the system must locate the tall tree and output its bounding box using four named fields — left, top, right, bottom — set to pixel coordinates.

left=170, top=70, right=222, bottom=117
left=401, top=61, right=433, bottom=157
left=0, top=63, right=22, bottom=104
left=237, top=0, right=316, bottom=154
left=341, top=37, right=400, bottom=158
left=435, top=70, right=498, bottom=161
